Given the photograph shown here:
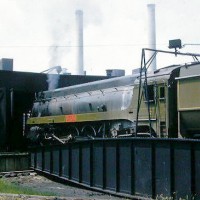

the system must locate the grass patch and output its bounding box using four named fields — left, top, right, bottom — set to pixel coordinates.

left=0, top=179, right=55, bottom=196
